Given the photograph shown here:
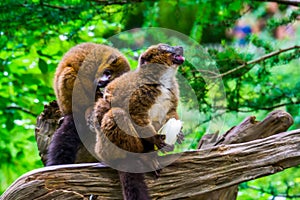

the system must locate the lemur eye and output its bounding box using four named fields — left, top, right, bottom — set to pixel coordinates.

left=111, top=58, right=118, bottom=64
left=140, top=57, right=146, bottom=65
left=103, top=69, right=112, bottom=76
